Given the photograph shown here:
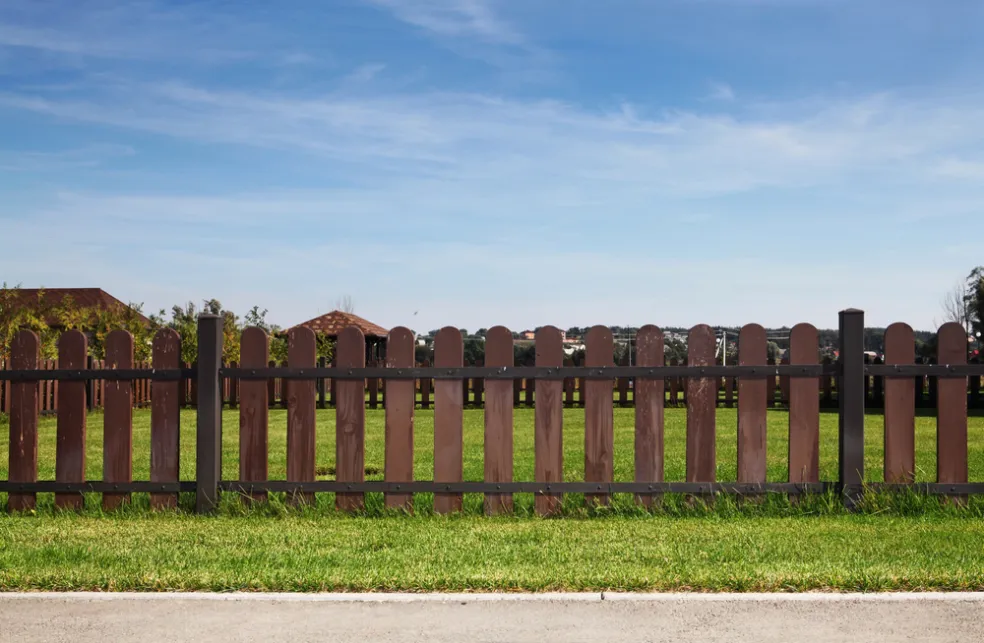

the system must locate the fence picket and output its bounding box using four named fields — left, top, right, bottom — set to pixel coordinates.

left=240, top=328, right=269, bottom=502
left=151, top=329, right=181, bottom=509
left=635, top=325, right=664, bottom=508
left=585, top=325, right=614, bottom=505
left=287, top=327, right=317, bottom=506
left=788, top=324, right=819, bottom=485
left=434, top=327, right=464, bottom=514
left=687, top=325, right=716, bottom=484
left=103, top=330, right=134, bottom=510
left=884, top=323, right=915, bottom=483
left=738, top=324, right=767, bottom=484
left=54, top=332, right=88, bottom=509
left=8, top=330, right=40, bottom=511
left=385, top=327, right=415, bottom=511
left=533, top=326, right=564, bottom=515
left=485, top=326, right=514, bottom=515
left=937, top=322, right=968, bottom=503
left=336, top=326, right=366, bottom=511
